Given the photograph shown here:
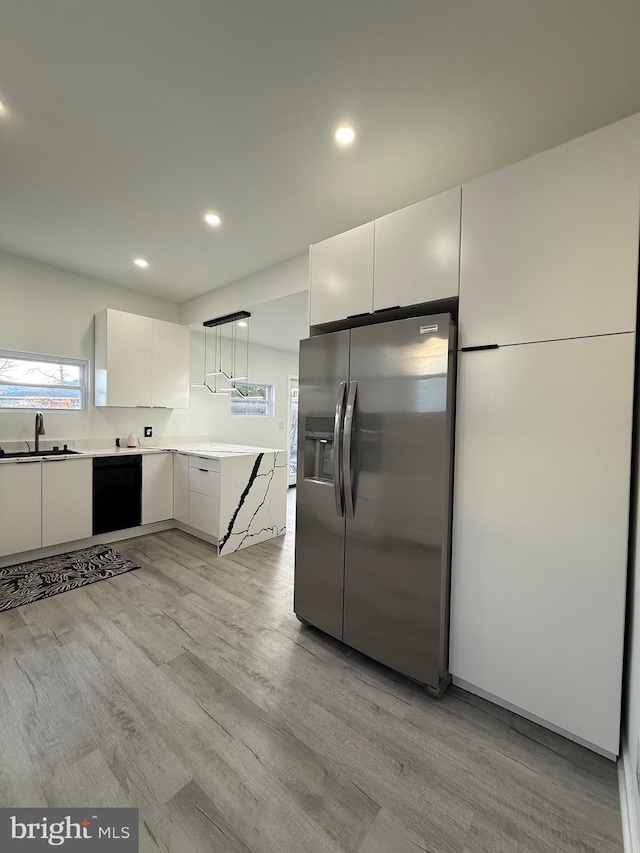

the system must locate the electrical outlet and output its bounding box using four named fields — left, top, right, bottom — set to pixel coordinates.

left=279, top=421, right=284, bottom=429
left=144, top=426, right=153, bottom=438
